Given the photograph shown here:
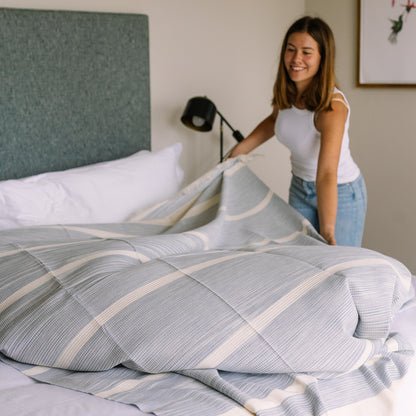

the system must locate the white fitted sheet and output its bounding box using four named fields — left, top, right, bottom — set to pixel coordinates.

left=0, top=362, right=146, bottom=416
left=1, top=279, right=415, bottom=416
